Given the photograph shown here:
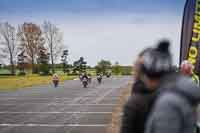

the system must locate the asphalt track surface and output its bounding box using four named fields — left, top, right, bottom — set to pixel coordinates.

left=0, top=76, right=131, bottom=133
